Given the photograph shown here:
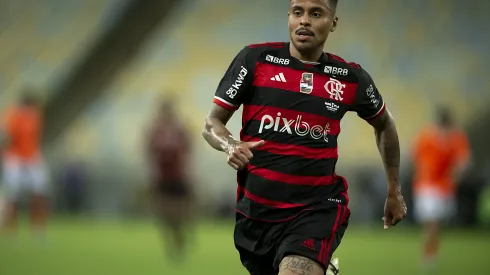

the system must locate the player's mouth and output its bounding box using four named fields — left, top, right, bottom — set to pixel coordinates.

left=296, top=29, right=314, bottom=40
